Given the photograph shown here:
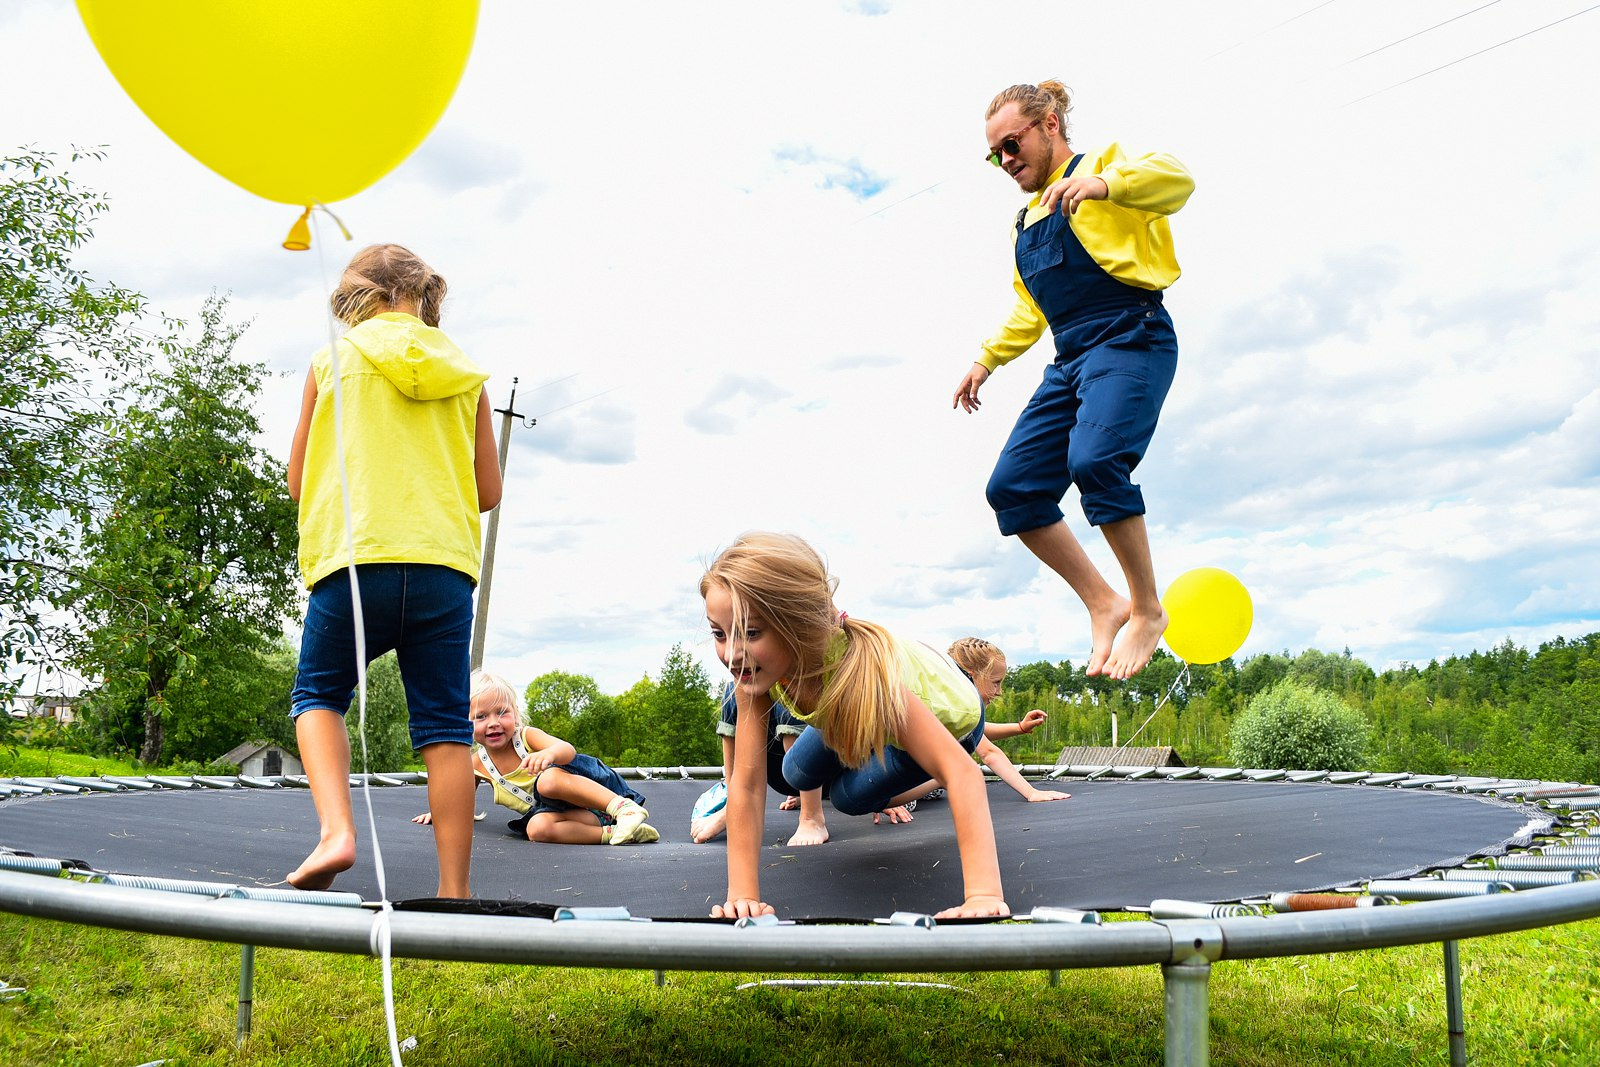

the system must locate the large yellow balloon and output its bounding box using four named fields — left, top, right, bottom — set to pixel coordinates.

left=1162, top=568, right=1253, bottom=665
left=76, top=0, right=478, bottom=206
